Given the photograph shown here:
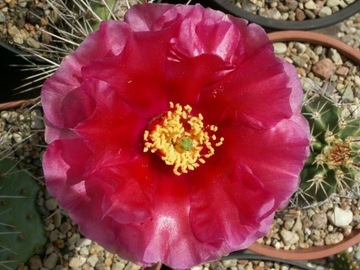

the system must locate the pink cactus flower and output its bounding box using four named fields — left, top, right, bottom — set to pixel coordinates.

left=42, top=3, right=310, bottom=269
